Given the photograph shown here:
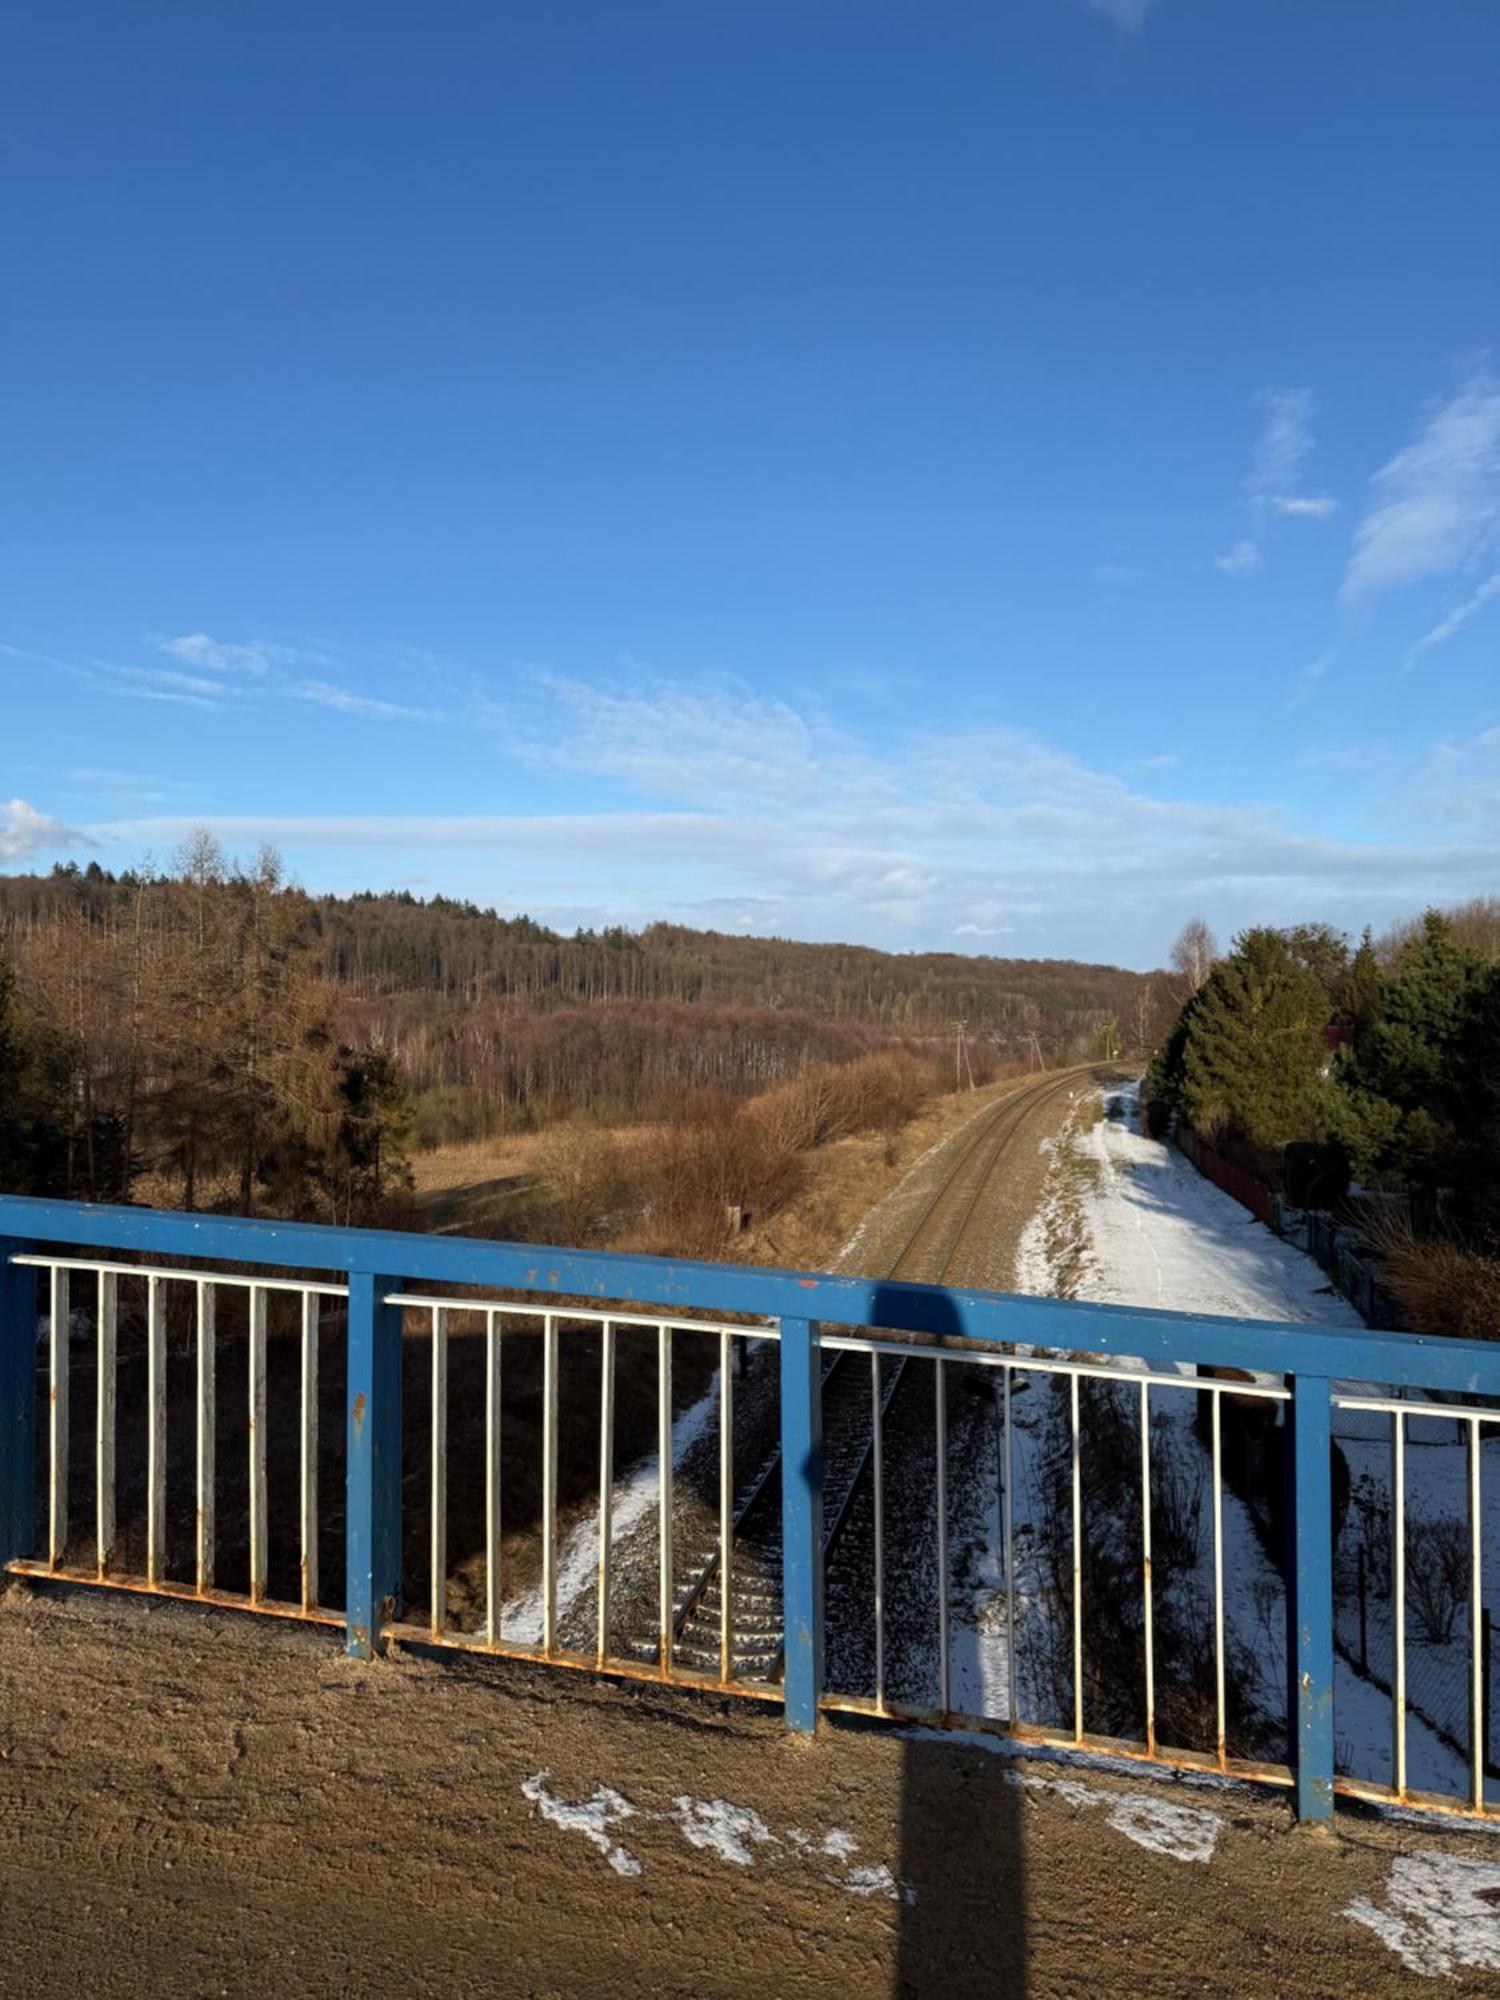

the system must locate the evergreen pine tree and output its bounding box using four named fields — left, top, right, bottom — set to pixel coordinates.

left=1180, top=928, right=1330, bottom=1148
